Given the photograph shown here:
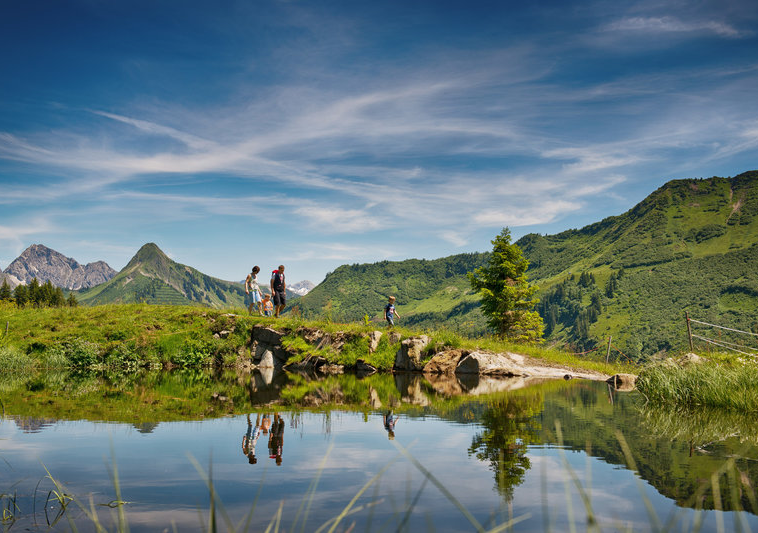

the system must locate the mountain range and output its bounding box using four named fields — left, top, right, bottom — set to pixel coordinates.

left=2, top=244, right=117, bottom=290
left=5, top=170, right=757, bottom=359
